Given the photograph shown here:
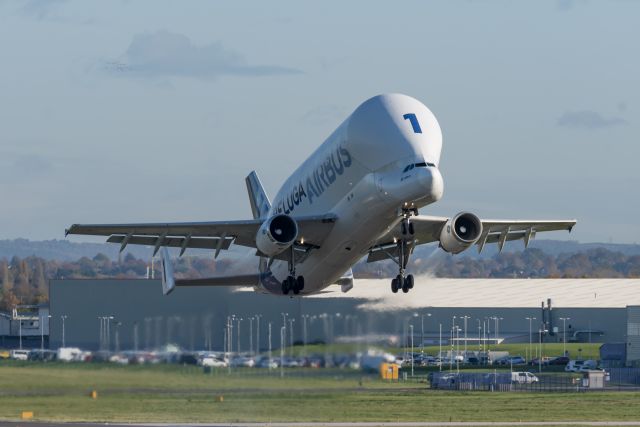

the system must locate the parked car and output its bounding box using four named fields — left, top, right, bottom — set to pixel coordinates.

left=10, top=349, right=29, bottom=361
left=256, top=357, right=278, bottom=369
left=495, top=356, right=525, bottom=365
left=230, top=356, right=255, bottom=368
left=564, top=359, right=598, bottom=372
left=547, top=356, right=570, bottom=366
left=199, top=356, right=227, bottom=368
left=578, top=360, right=598, bottom=372
left=511, top=371, right=539, bottom=384
left=466, top=356, right=480, bottom=365
left=529, top=357, right=552, bottom=366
